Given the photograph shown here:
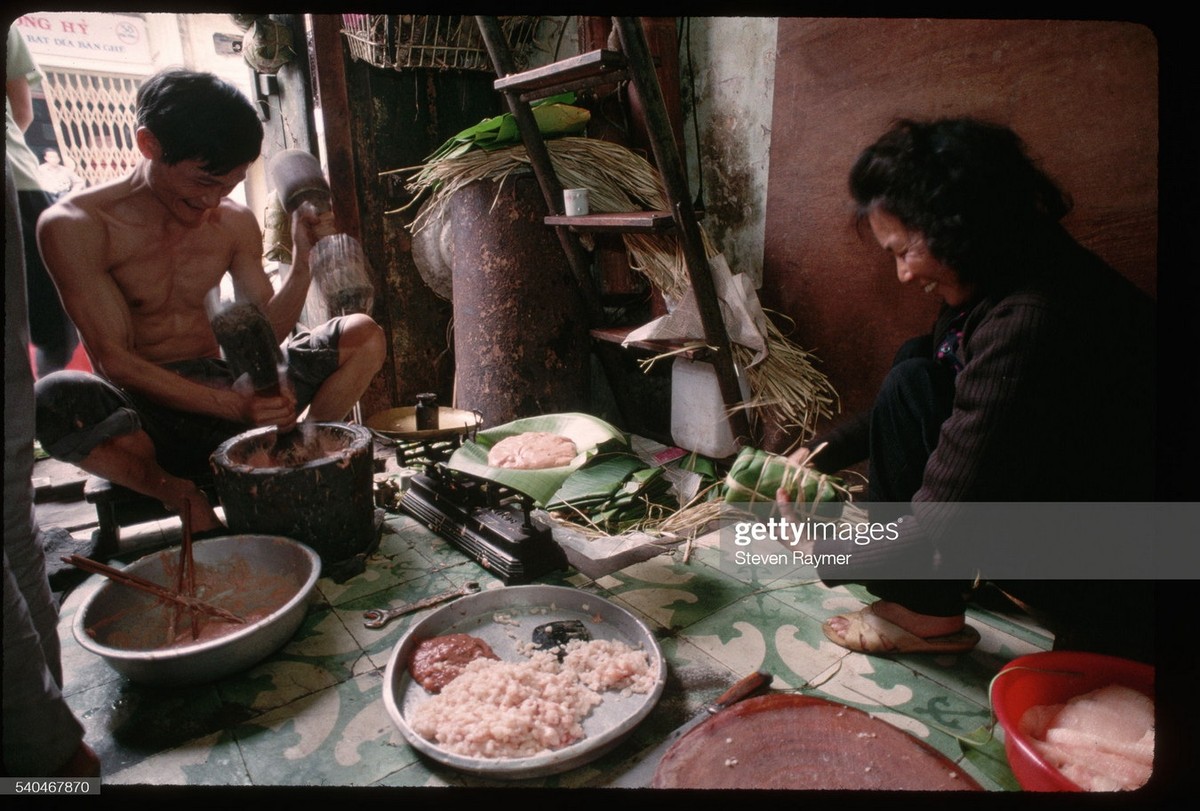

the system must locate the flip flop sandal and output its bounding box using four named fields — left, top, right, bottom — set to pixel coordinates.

left=823, top=604, right=980, bottom=654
